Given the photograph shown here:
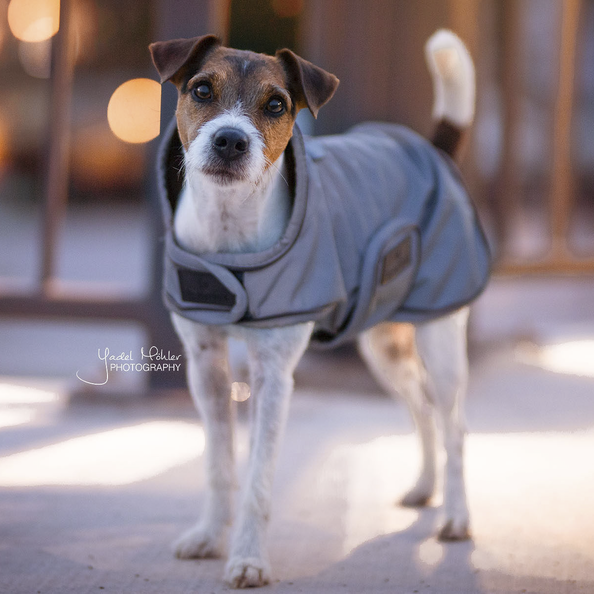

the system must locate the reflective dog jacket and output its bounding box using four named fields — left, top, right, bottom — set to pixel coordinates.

left=158, top=119, right=491, bottom=348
